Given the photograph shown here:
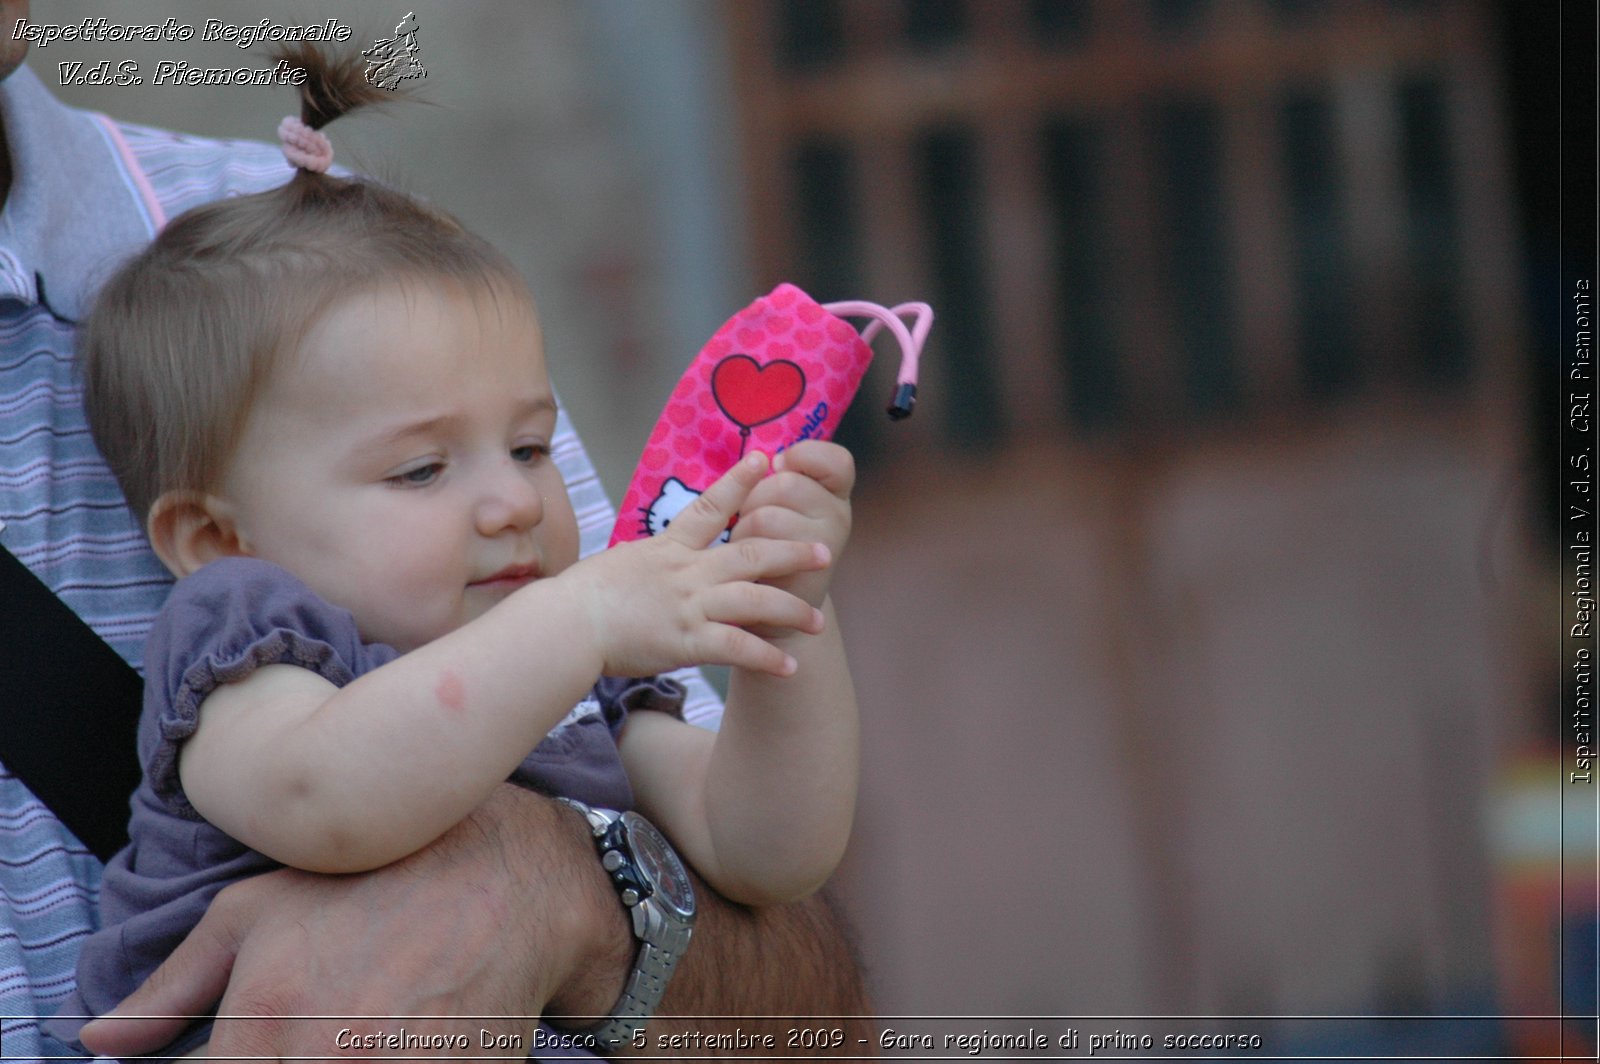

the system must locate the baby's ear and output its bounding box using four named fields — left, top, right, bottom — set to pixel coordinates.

left=146, top=491, right=251, bottom=578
